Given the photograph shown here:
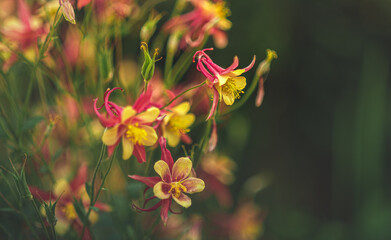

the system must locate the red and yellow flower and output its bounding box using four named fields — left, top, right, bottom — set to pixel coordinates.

left=94, top=88, right=160, bottom=162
